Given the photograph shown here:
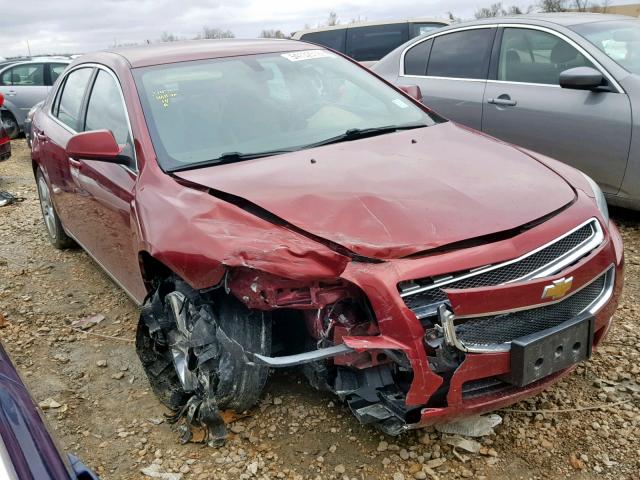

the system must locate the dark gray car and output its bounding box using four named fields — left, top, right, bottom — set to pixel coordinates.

left=373, top=13, right=640, bottom=210
left=0, top=60, right=69, bottom=138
